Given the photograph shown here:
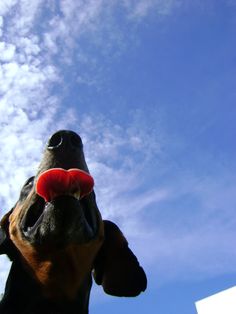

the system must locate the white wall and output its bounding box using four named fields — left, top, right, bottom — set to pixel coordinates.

left=196, top=286, right=236, bottom=314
